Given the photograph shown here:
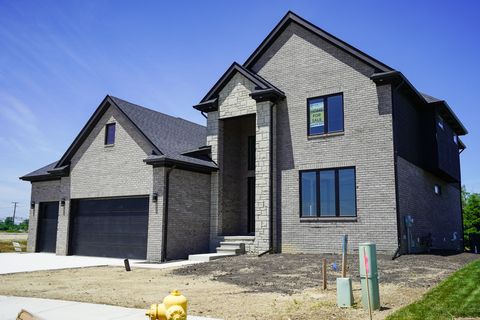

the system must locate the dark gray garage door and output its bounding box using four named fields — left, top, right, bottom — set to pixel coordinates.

left=37, top=201, right=59, bottom=253
left=69, top=197, right=149, bottom=259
